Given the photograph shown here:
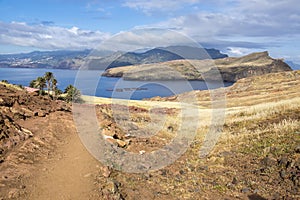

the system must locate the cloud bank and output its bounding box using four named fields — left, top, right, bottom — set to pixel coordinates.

left=0, top=21, right=110, bottom=50
left=0, top=0, right=299, bottom=62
